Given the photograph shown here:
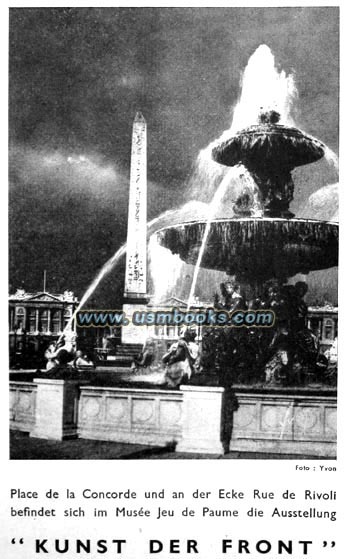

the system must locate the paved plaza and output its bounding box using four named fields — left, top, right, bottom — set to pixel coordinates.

left=10, top=431, right=331, bottom=461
